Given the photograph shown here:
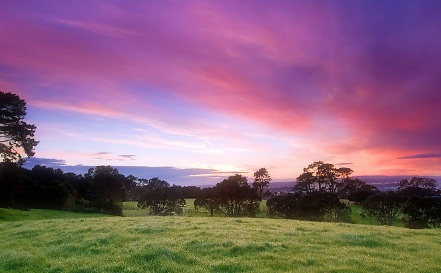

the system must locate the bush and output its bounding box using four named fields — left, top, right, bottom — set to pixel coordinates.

left=73, top=198, right=122, bottom=216
left=138, top=178, right=185, bottom=216
left=267, top=192, right=351, bottom=222
left=267, top=194, right=300, bottom=219
left=362, top=192, right=405, bottom=226
left=349, top=189, right=378, bottom=204
left=401, top=196, right=441, bottom=229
